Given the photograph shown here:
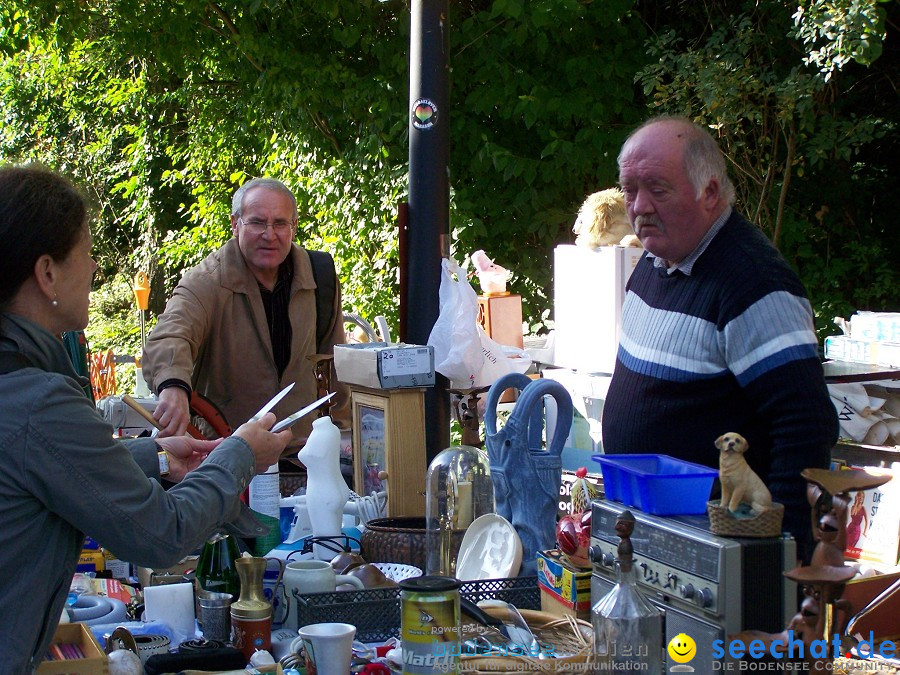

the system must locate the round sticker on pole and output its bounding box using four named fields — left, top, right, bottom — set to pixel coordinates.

left=411, top=98, right=437, bottom=130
